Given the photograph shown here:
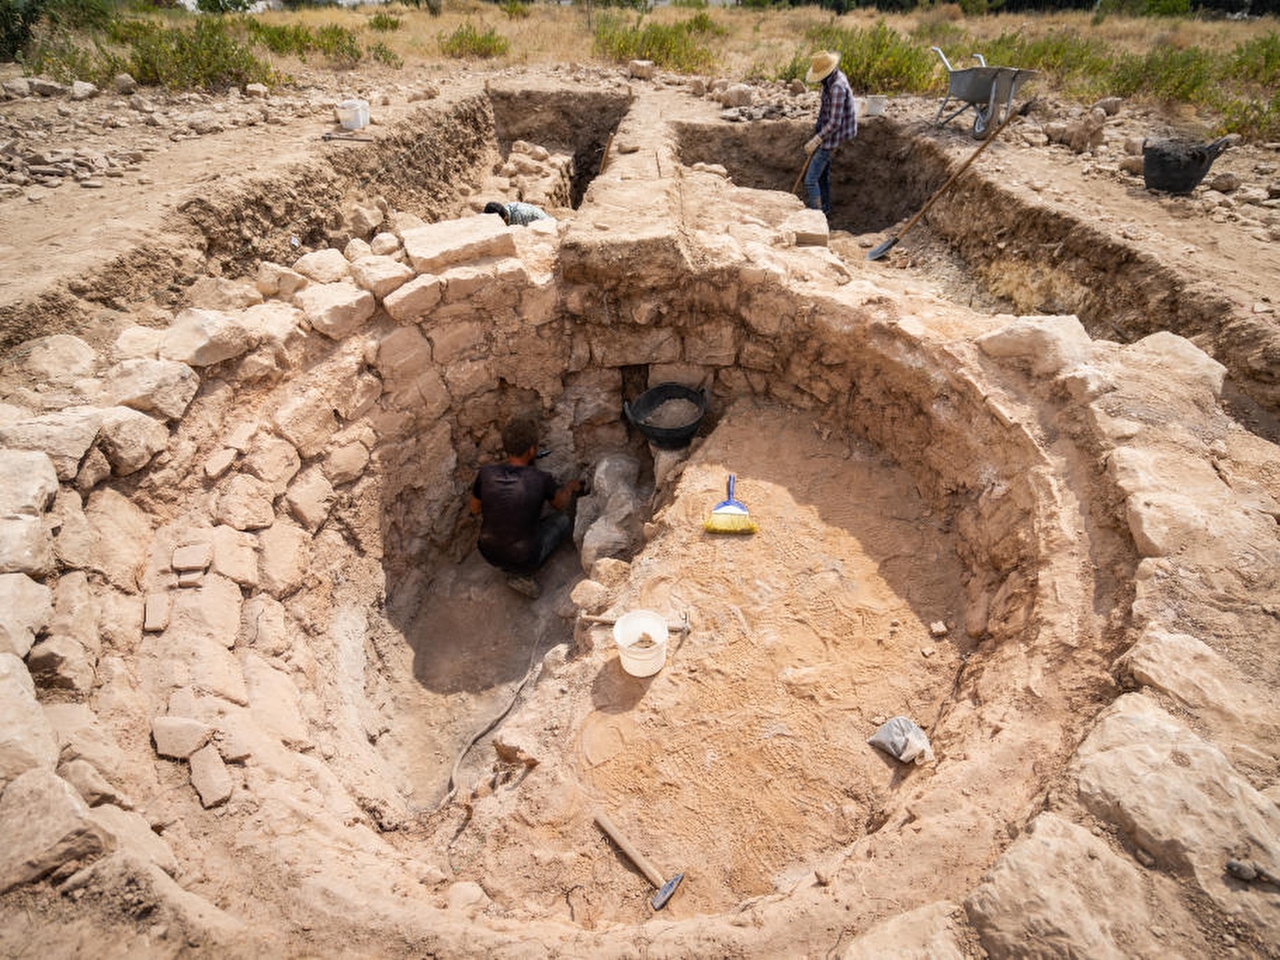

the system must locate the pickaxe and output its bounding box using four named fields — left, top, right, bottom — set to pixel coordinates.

left=594, top=811, right=684, bottom=910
